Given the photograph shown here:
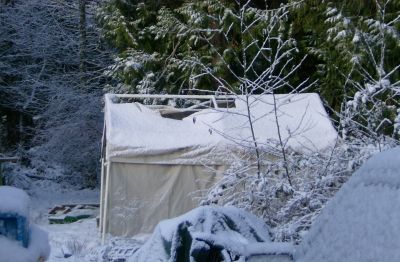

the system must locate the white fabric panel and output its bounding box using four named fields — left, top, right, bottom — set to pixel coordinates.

left=104, top=162, right=223, bottom=237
